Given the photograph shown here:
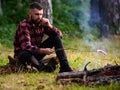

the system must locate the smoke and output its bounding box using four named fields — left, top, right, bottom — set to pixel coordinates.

left=76, top=0, right=110, bottom=51
left=76, top=0, right=100, bottom=41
